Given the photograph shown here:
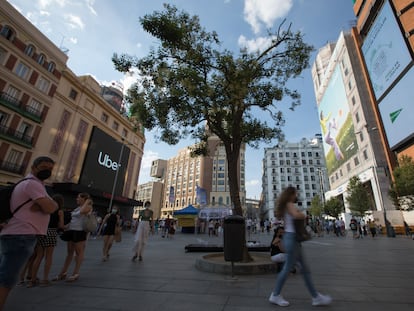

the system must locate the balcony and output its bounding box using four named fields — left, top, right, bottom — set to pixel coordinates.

left=0, top=92, right=42, bottom=123
left=0, top=160, right=26, bottom=174
left=0, top=124, right=33, bottom=148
